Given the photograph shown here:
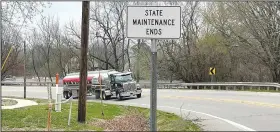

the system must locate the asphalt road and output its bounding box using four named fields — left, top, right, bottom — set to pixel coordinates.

left=2, top=86, right=280, bottom=131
